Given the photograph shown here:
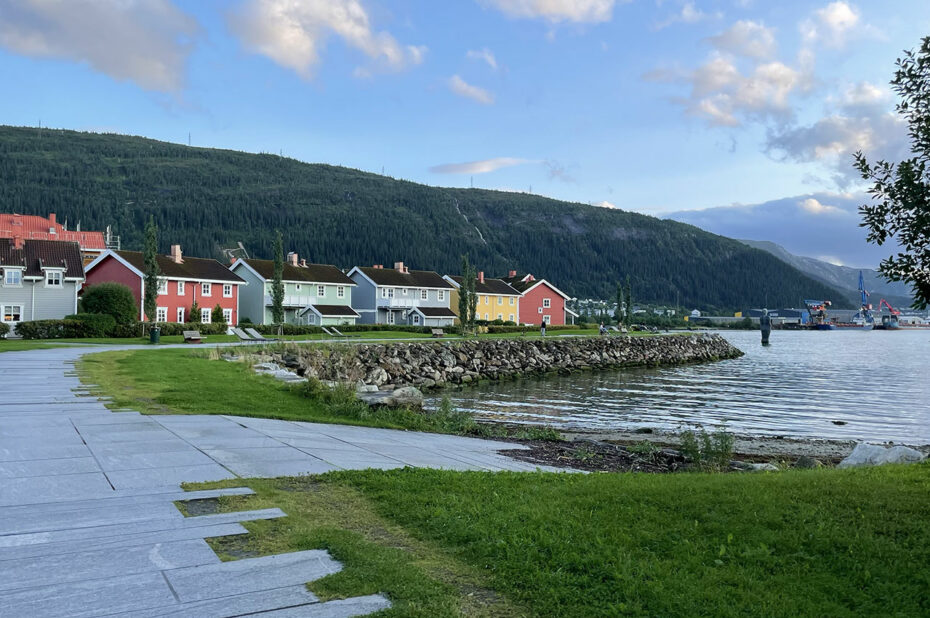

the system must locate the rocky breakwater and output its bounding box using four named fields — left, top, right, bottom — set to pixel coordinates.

left=250, top=334, right=742, bottom=396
